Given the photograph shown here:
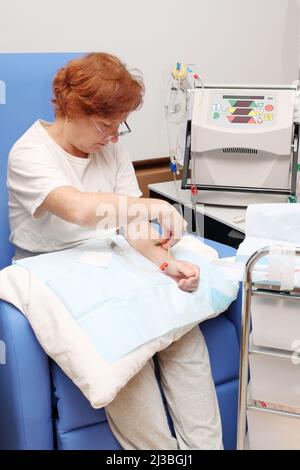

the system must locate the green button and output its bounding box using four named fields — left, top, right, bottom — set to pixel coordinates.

left=213, top=112, right=220, bottom=119
left=229, top=100, right=236, bottom=106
